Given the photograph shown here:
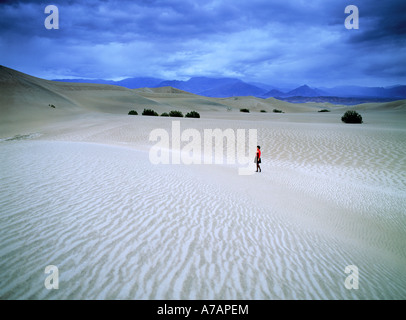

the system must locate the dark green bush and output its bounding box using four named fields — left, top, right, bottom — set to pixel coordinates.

left=240, top=108, right=250, bottom=113
left=260, top=110, right=267, bottom=113
left=273, top=109, right=284, bottom=113
left=341, top=110, right=363, bottom=123
left=318, top=109, right=330, bottom=113
left=185, top=111, right=200, bottom=118
left=128, top=110, right=138, bottom=115
left=169, top=110, right=184, bottom=117
left=161, top=112, right=169, bottom=117
left=142, top=108, right=159, bottom=116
